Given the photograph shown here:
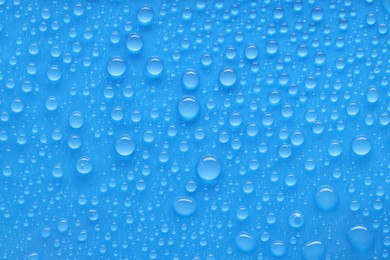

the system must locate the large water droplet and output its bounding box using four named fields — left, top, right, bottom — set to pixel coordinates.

left=347, top=226, right=374, bottom=253
left=315, top=185, right=338, bottom=211
left=271, top=240, right=287, bottom=257
left=289, top=210, right=304, bottom=228
left=178, top=96, right=200, bottom=121
left=197, top=155, right=221, bottom=181
left=76, top=156, right=93, bottom=174
left=146, top=56, right=164, bottom=77
left=182, top=69, right=199, bottom=90
left=47, top=66, right=62, bottom=81
left=173, top=196, right=197, bottom=217
left=235, top=232, right=256, bottom=252
left=107, top=56, right=126, bottom=77
left=352, top=136, right=371, bottom=156
left=126, top=33, right=143, bottom=53
left=302, top=241, right=325, bottom=260
left=219, top=68, right=237, bottom=88
left=137, top=6, right=154, bottom=24
left=115, top=134, right=135, bottom=156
